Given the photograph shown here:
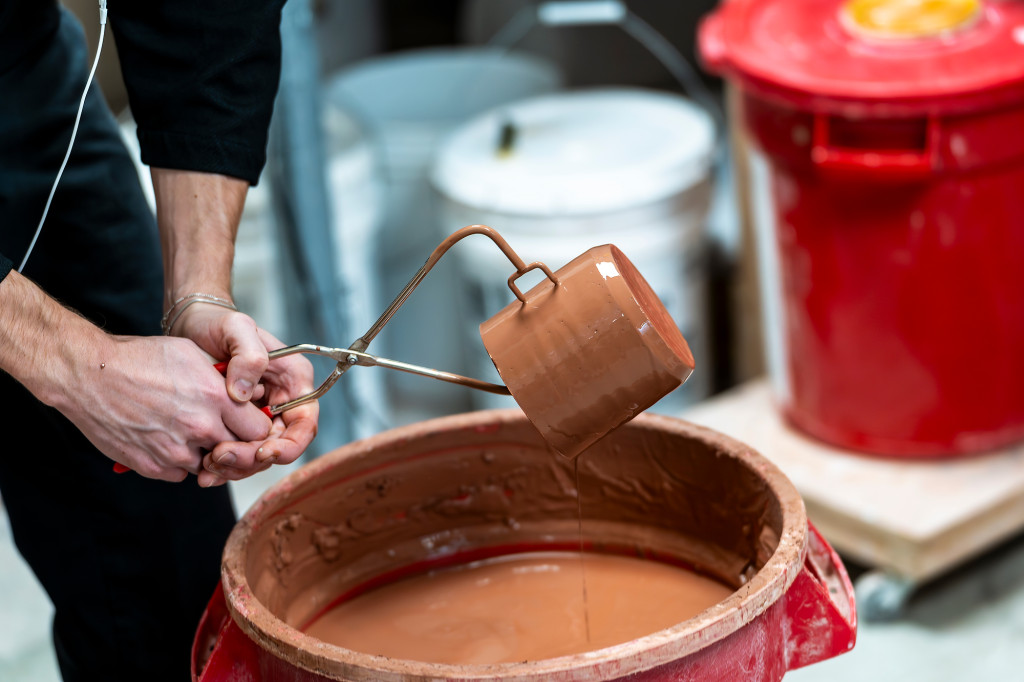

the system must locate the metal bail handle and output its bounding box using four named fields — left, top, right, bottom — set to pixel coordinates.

left=507, top=261, right=559, bottom=303
left=357, top=225, right=559, bottom=351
